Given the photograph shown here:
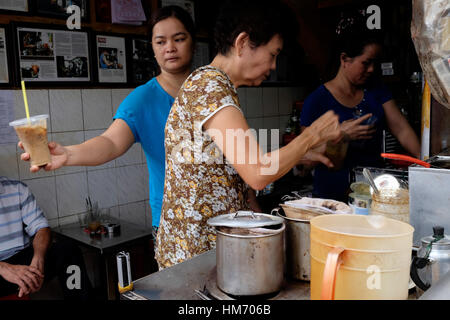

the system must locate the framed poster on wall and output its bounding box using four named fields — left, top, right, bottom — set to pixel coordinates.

left=0, top=0, right=30, bottom=14
left=13, top=23, right=93, bottom=86
left=0, top=25, right=14, bottom=87
left=95, top=33, right=128, bottom=84
left=33, top=0, right=89, bottom=21
left=128, top=36, right=158, bottom=85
